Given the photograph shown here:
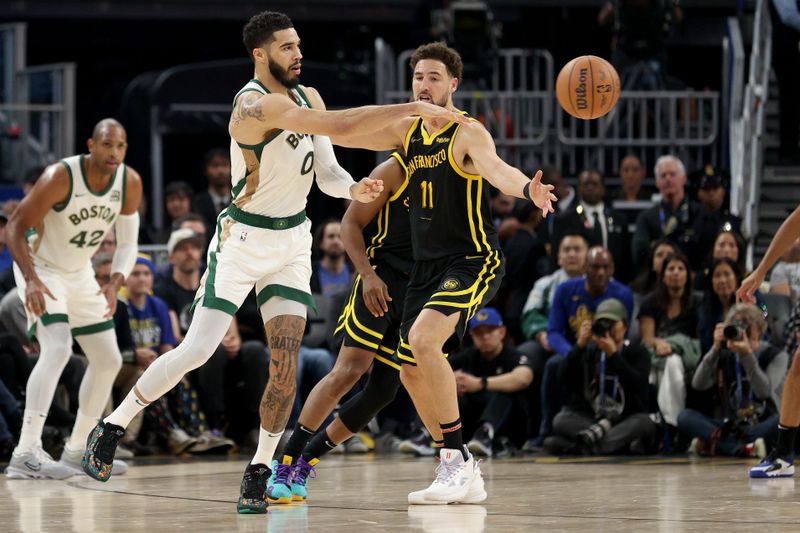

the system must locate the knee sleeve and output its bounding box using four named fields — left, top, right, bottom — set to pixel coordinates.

left=338, top=362, right=401, bottom=433
left=261, top=296, right=307, bottom=323
left=75, top=329, right=124, bottom=418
